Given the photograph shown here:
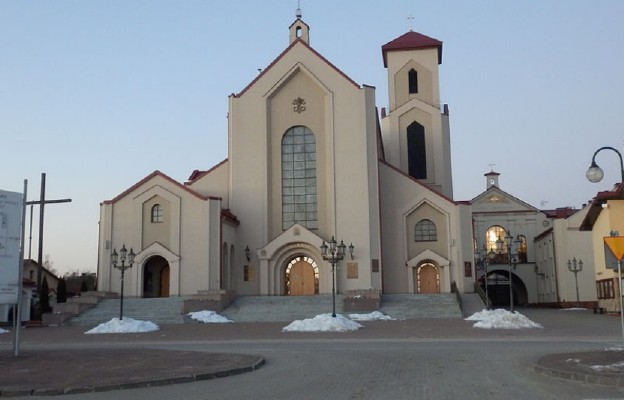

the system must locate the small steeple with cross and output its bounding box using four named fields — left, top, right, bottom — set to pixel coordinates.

left=296, top=0, right=302, bottom=18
